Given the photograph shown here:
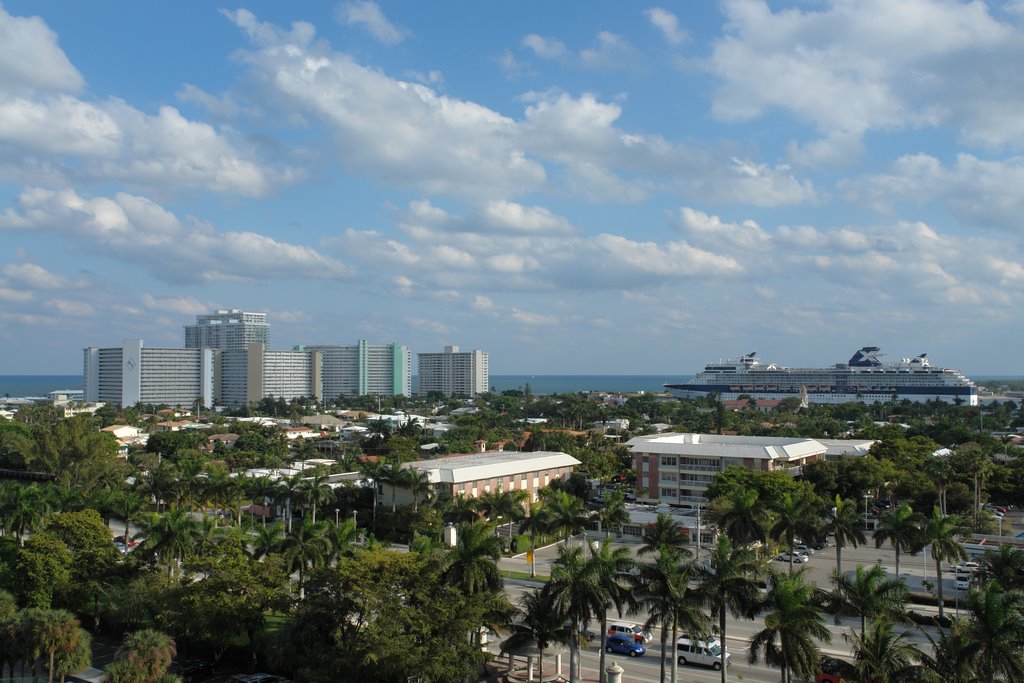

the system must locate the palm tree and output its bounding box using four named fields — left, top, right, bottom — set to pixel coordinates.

left=0, top=482, right=49, bottom=545
left=597, top=491, right=630, bottom=540
left=442, top=520, right=503, bottom=596
left=920, top=630, right=977, bottom=683
left=923, top=455, right=955, bottom=517
left=406, top=469, right=435, bottom=513
left=548, top=544, right=606, bottom=683
left=441, top=493, right=481, bottom=525
left=828, top=563, right=909, bottom=639
left=695, top=536, right=763, bottom=683
left=249, top=521, right=285, bottom=560
left=955, top=580, right=1024, bottom=680
left=327, top=517, right=359, bottom=561
left=479, top=488, right=529, bottom=540
left=274, top=473, right=305, bottom=533
left=244, top=475, right=277, bottom=525
left=54, top=627, right=91, bottom=683
left=632, top=547, right=709, bottom=683
left=501, top=587, right=572, bottom=683
left=520, top=503, right=553, bottom=578
left=587, top=541, right=635, bottom=683
left=299, top=471, right=333, bottom=524
left=768, top=490, right=821, bottom=574
left=543, top=489, right=592, bottom=545
left=849, top=618, right=925, bottom=683
left=28, top=609, right=81, bottom=683
left=828, top=495, right=866, bottom=576
left=710, top=488, right=767, bottom=547
left=639, top=512, right=690, bottom=557
left=115, top=628, right=177, bottom=683
left=280, top=518, right=332, bottom=600
left=921, top=507, right=967, bottom=620
left=137, top=507, right=199, bottom=579
left=977, top=544, right=1024, bottom=591
left=748, top=569, right=830, bottom=683
left=112, top=489, right=146, bottom=551
left=873, top=502, right=923, bottom=577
